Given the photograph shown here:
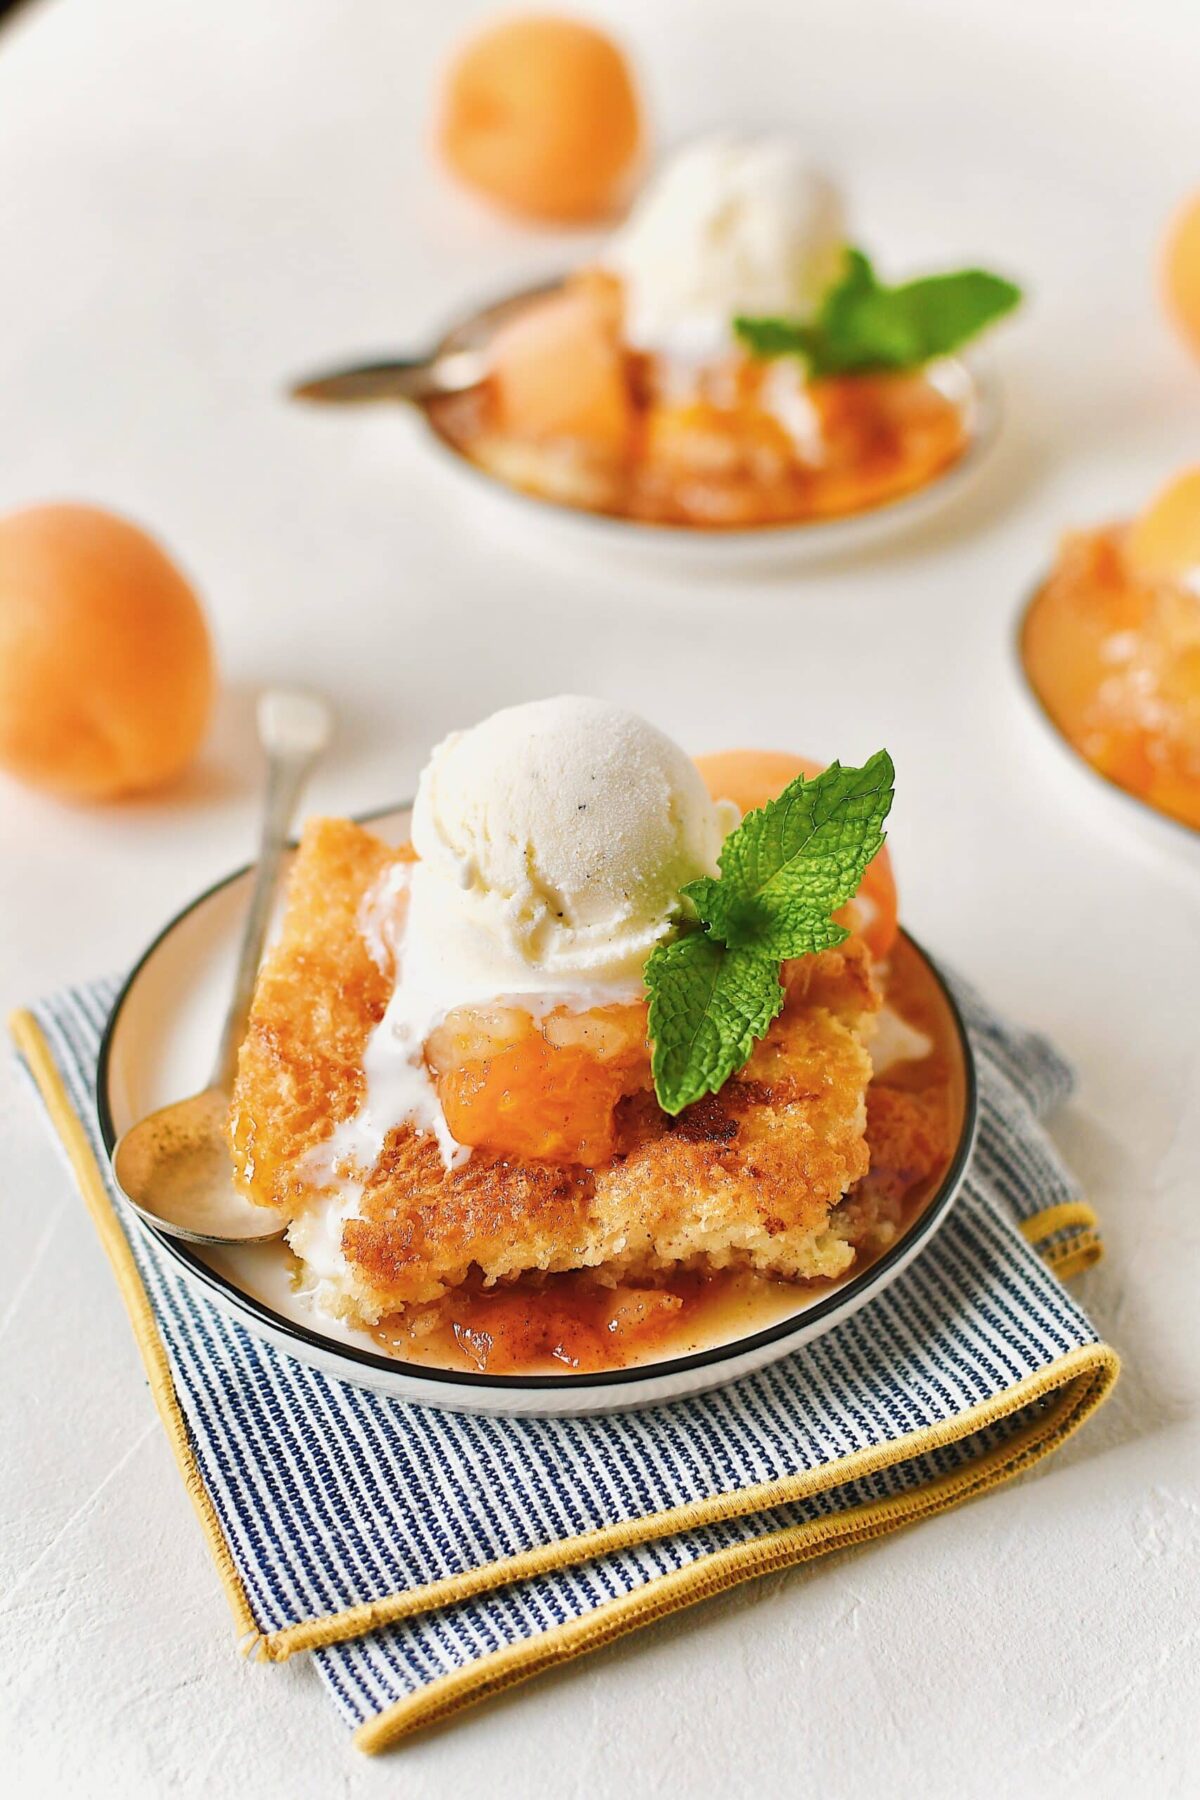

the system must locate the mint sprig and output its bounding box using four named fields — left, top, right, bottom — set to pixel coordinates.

left=647, top=751, right=895, bottom=1115
left=646, top=936, right=784, bottom=1122
left=734, top=249, right=1021, bottom=377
